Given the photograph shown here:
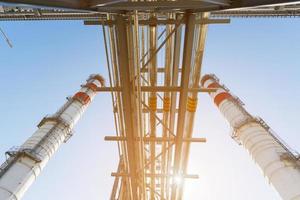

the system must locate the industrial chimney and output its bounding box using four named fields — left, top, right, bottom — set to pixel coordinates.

left=201, top=74, right=300, bottom=200
left=0, top=74, right=104, bottom=200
